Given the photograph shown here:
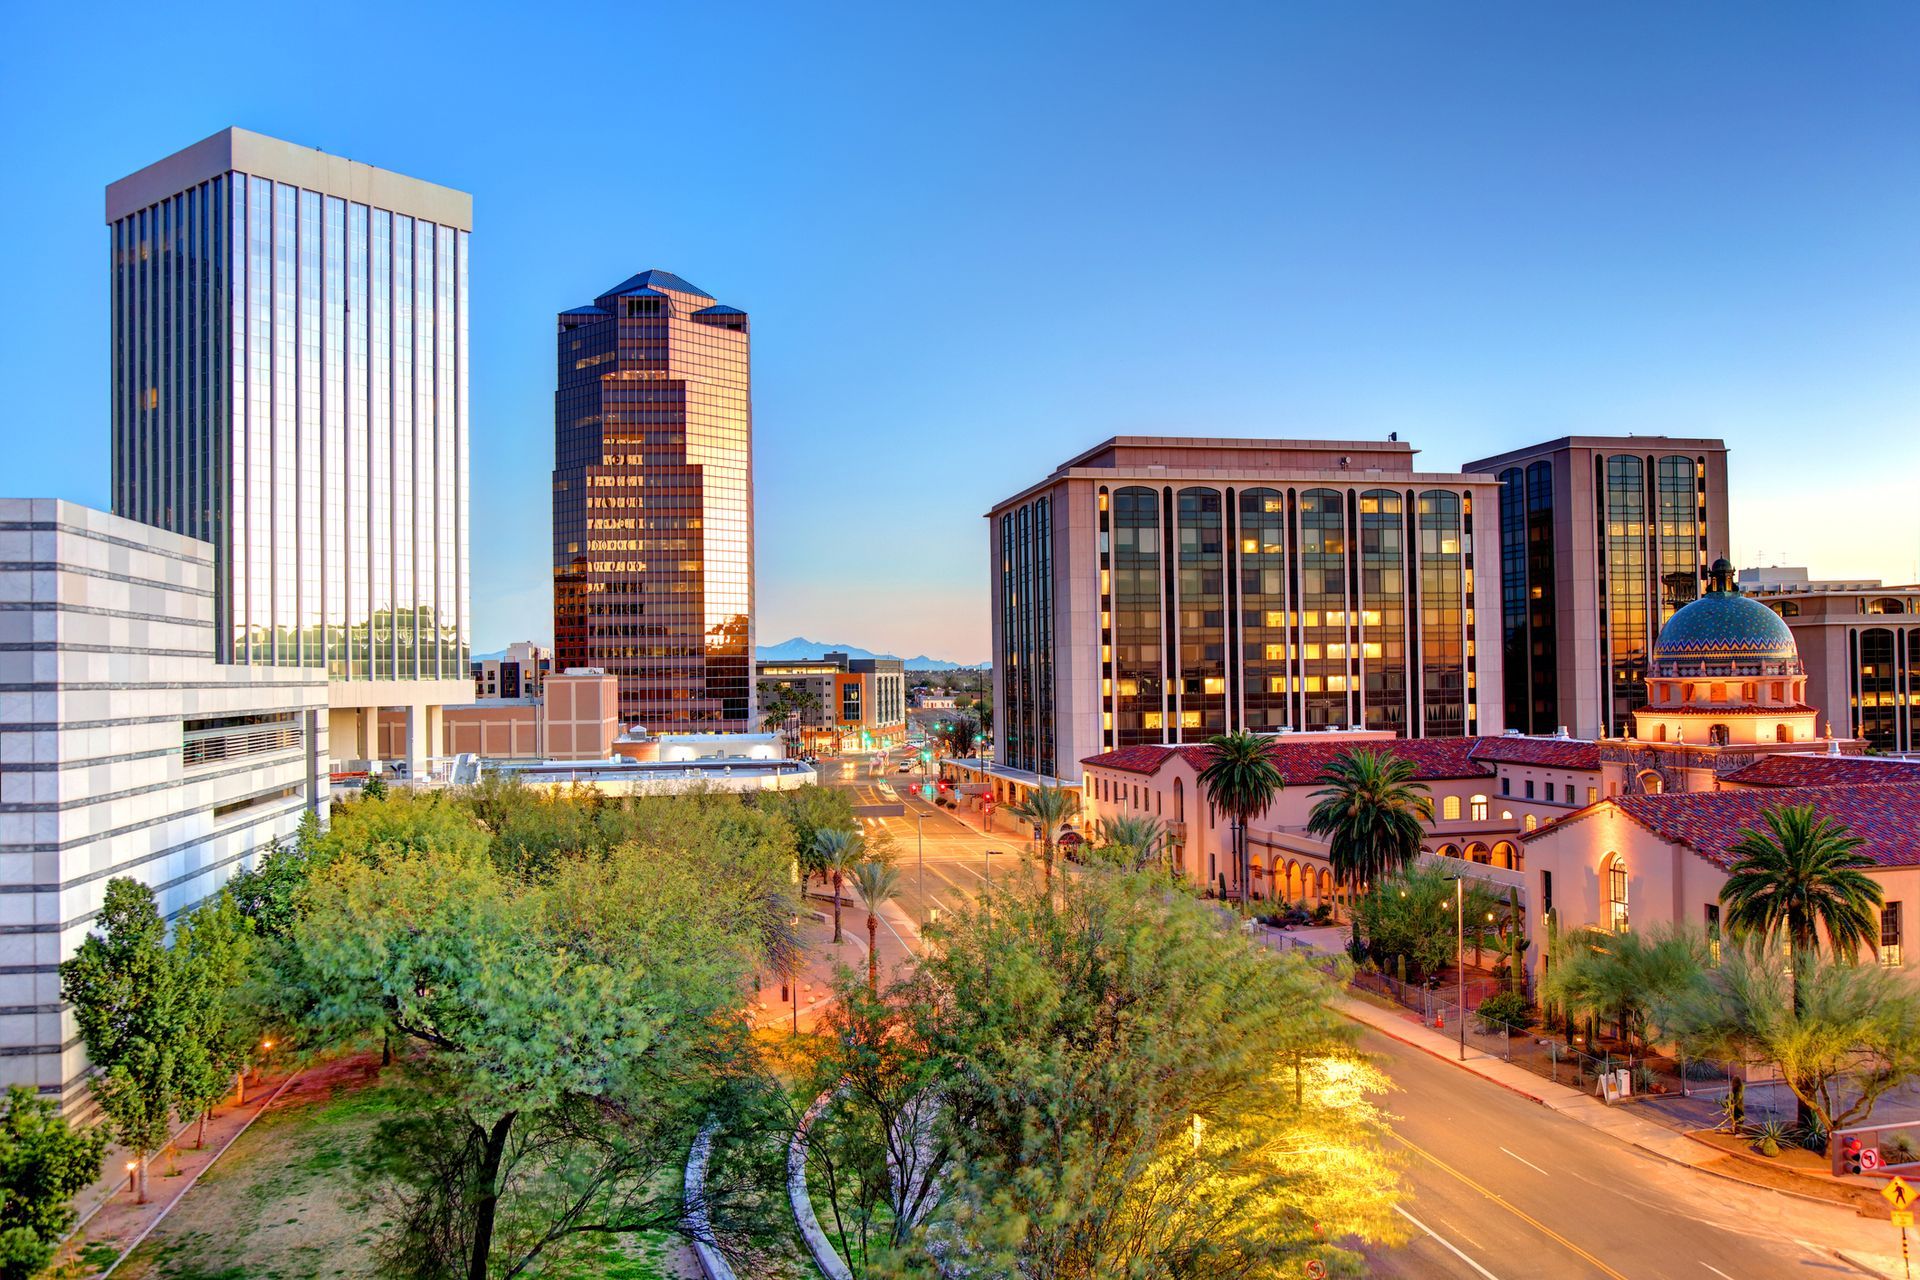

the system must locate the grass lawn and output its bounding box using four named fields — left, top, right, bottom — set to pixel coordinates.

left=110, top=1054, right=703, bottom=1280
